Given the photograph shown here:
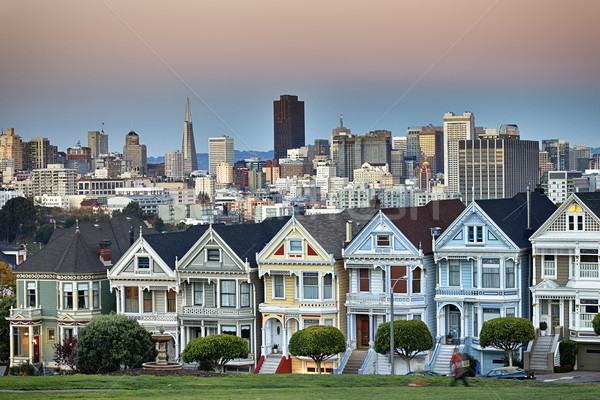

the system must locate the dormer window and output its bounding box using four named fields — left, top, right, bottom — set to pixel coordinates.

left=289, top=239, right=302, bottom=253
left=376, top=234, right=390, bottom=247
left=207, top=249, right=220, bottom=262
left=137, top=256, right=150, bottom=269
left=567, top=205, right=584, bottom=231
left=466, top=225, right=483, bottom=244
